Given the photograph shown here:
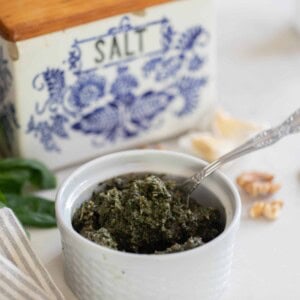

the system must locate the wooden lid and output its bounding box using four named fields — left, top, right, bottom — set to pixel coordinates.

left=0, top=0, right=171, bottom=42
